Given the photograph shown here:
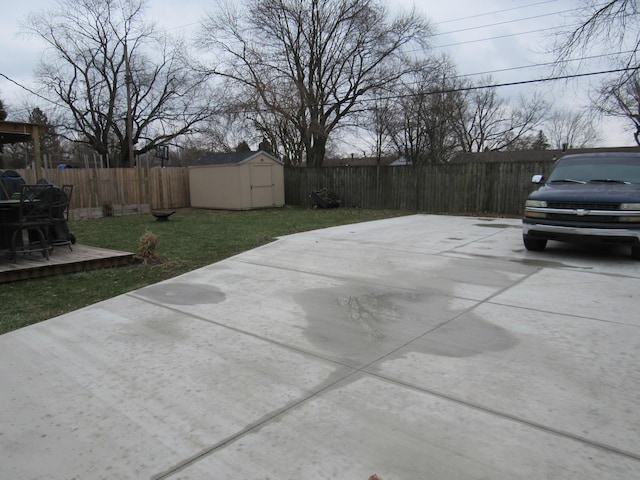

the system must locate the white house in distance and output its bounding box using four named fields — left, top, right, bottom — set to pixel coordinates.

left=389, top=156, right=412, bottom=166
left=188, top=150, right=285, bottom=210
